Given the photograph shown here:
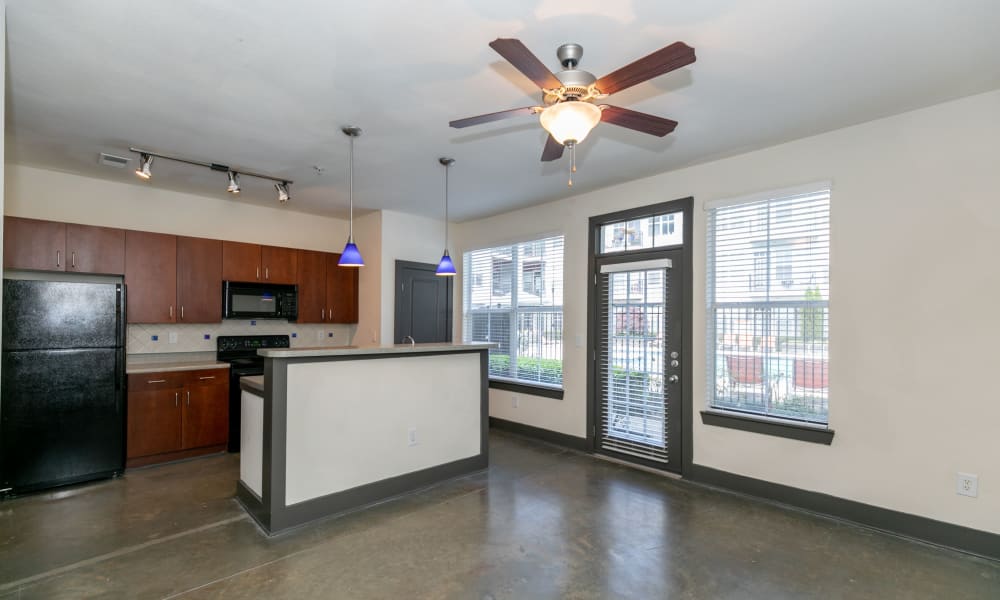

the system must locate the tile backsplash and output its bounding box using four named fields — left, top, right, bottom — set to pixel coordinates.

left=127, top=321, right=357, bottom=354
